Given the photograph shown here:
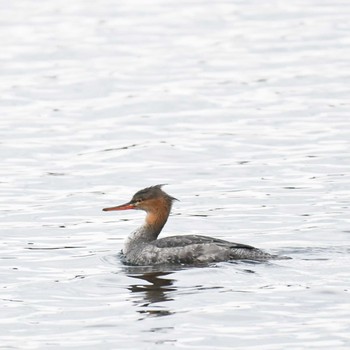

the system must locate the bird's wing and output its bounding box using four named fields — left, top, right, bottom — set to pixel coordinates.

left=152, top=235, right=255, bottom=250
